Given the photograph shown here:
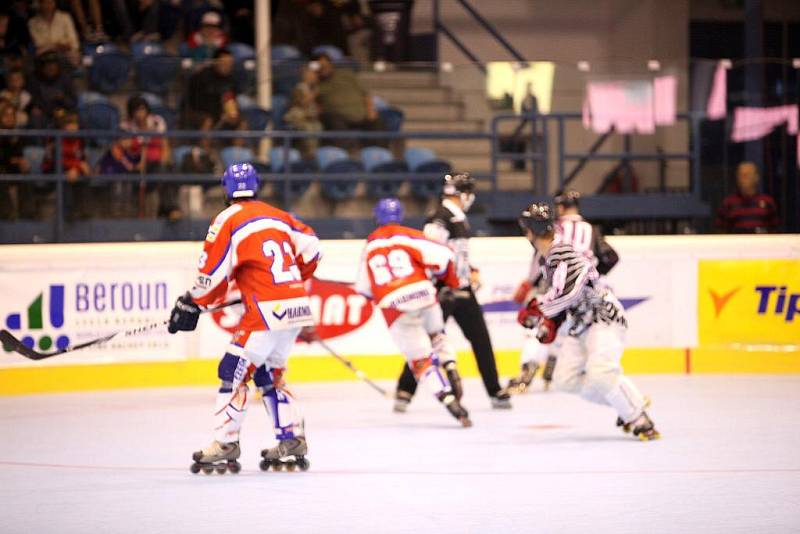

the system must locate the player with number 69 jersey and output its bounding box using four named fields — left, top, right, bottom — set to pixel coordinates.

left=167, top=163, right=320, bottom=474
left=355, top=198, right=472, bottom=427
